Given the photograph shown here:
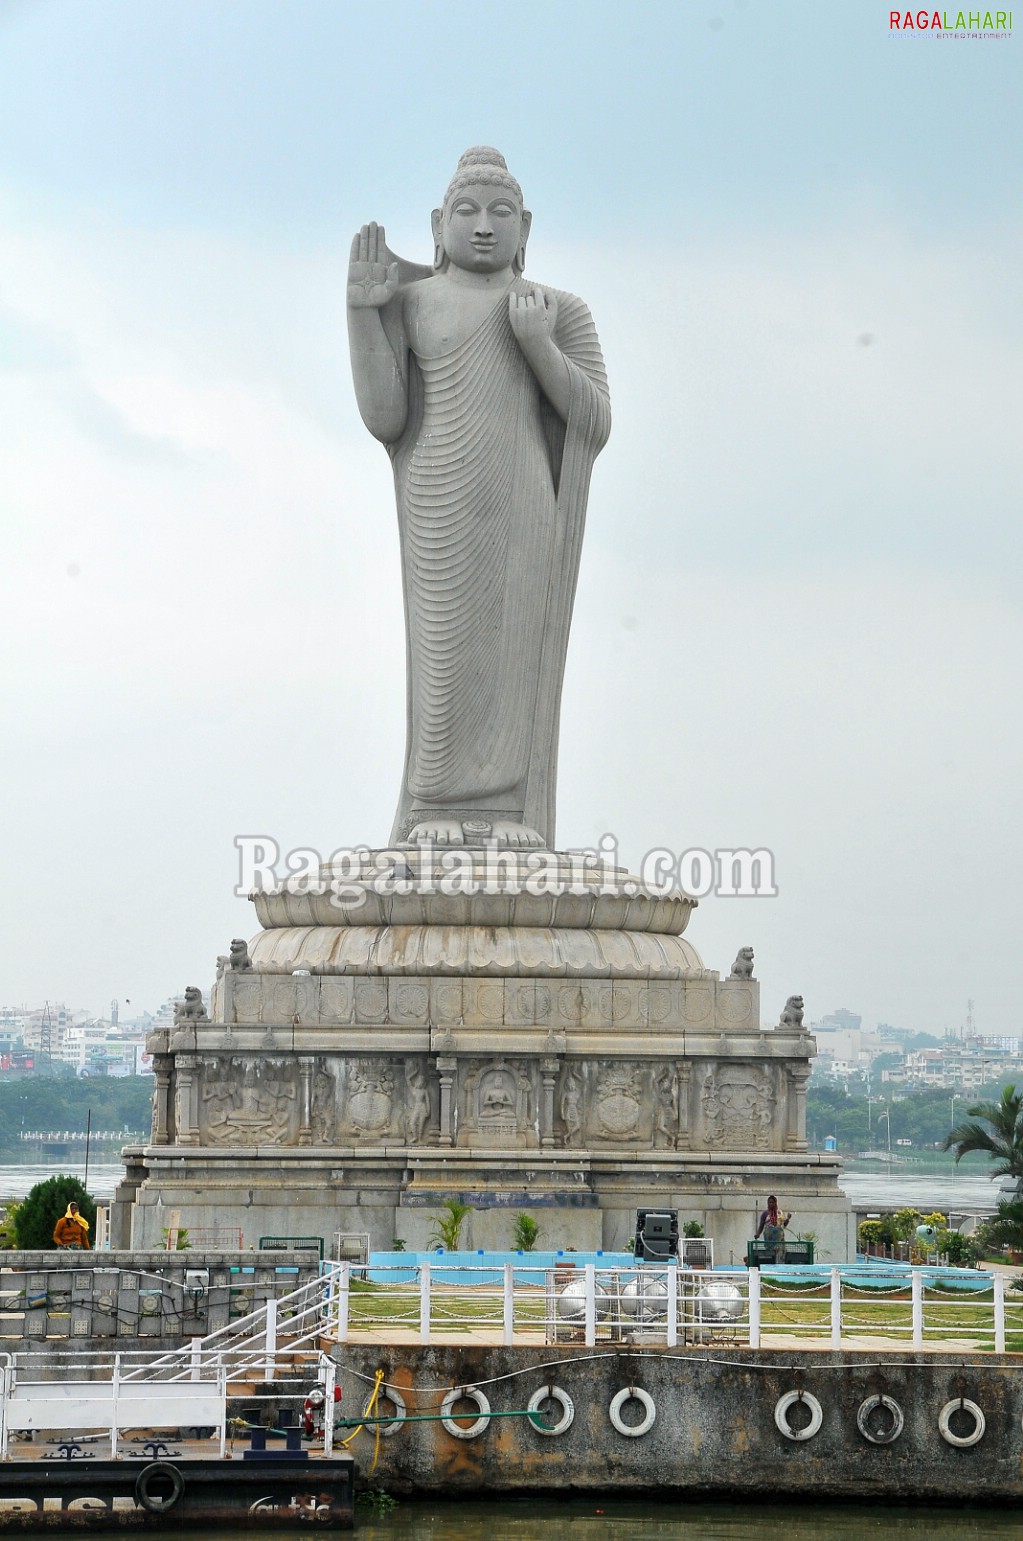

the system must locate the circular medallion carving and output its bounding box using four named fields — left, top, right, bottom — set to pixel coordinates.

left=272, top=980, right=297, bottom=1016
left=357, top=983, right=388, bottom=1018
left=478, top=984, right=504, bottom=1021
left=683, top=987, right=713, bottom=1024
left=396, top=984, right=429, bottom=1019
left=558, top=986, right=587, bottom=1020
left=611, top=989, right=632, bottom=1023
left=718, top=990, right=752, bottom=1024
left=232, top=981, right=261, bottom=1022
left=435, top=984, right=461, bottom=1020
left=640, top=988, right=671, bottom=1024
